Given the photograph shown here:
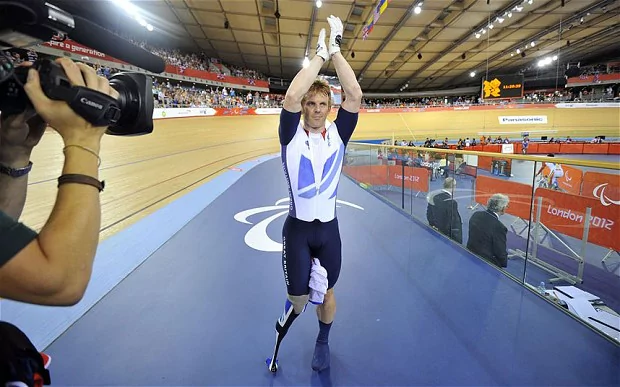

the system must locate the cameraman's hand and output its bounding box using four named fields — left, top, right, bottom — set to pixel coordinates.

left=23, top=58, right=119, bottom=146
left=0, top=62, right=46, bottom=165
left=0, top=112, right=46, bottom=150
left=0, top=111, right=46, bottom=164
